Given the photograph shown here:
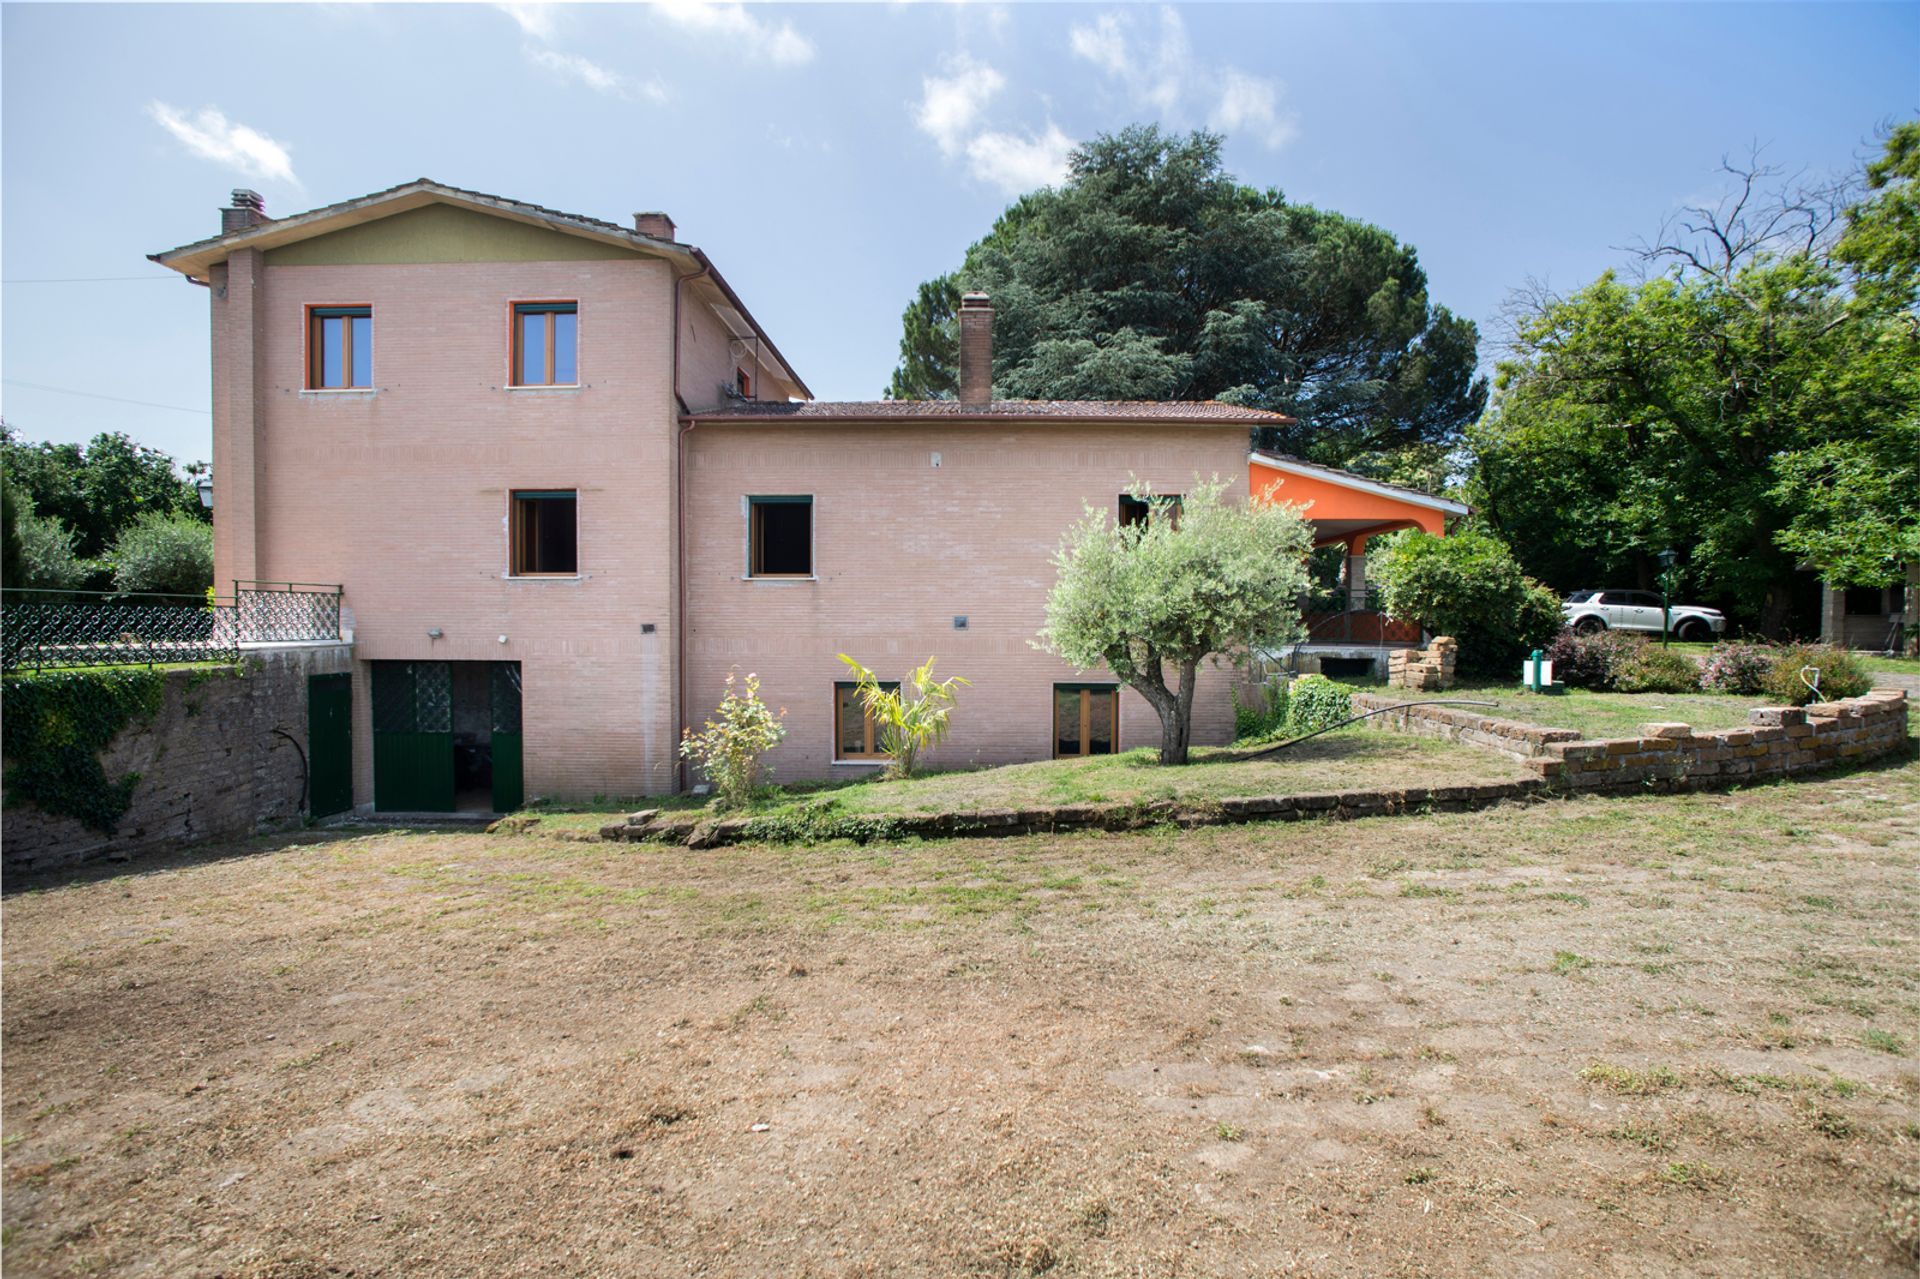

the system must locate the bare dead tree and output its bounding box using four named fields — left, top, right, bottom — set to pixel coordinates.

left=1630, top=143, right=1858, bottom=286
